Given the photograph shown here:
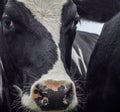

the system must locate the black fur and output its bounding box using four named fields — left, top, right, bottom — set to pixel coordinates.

left=60, top=0, right=77, bottom=70
left=73, top=0, right=120, bottom=22
left=0, top=0, right=7, bottom=19
left=85, top=12, right=120, bottom=112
